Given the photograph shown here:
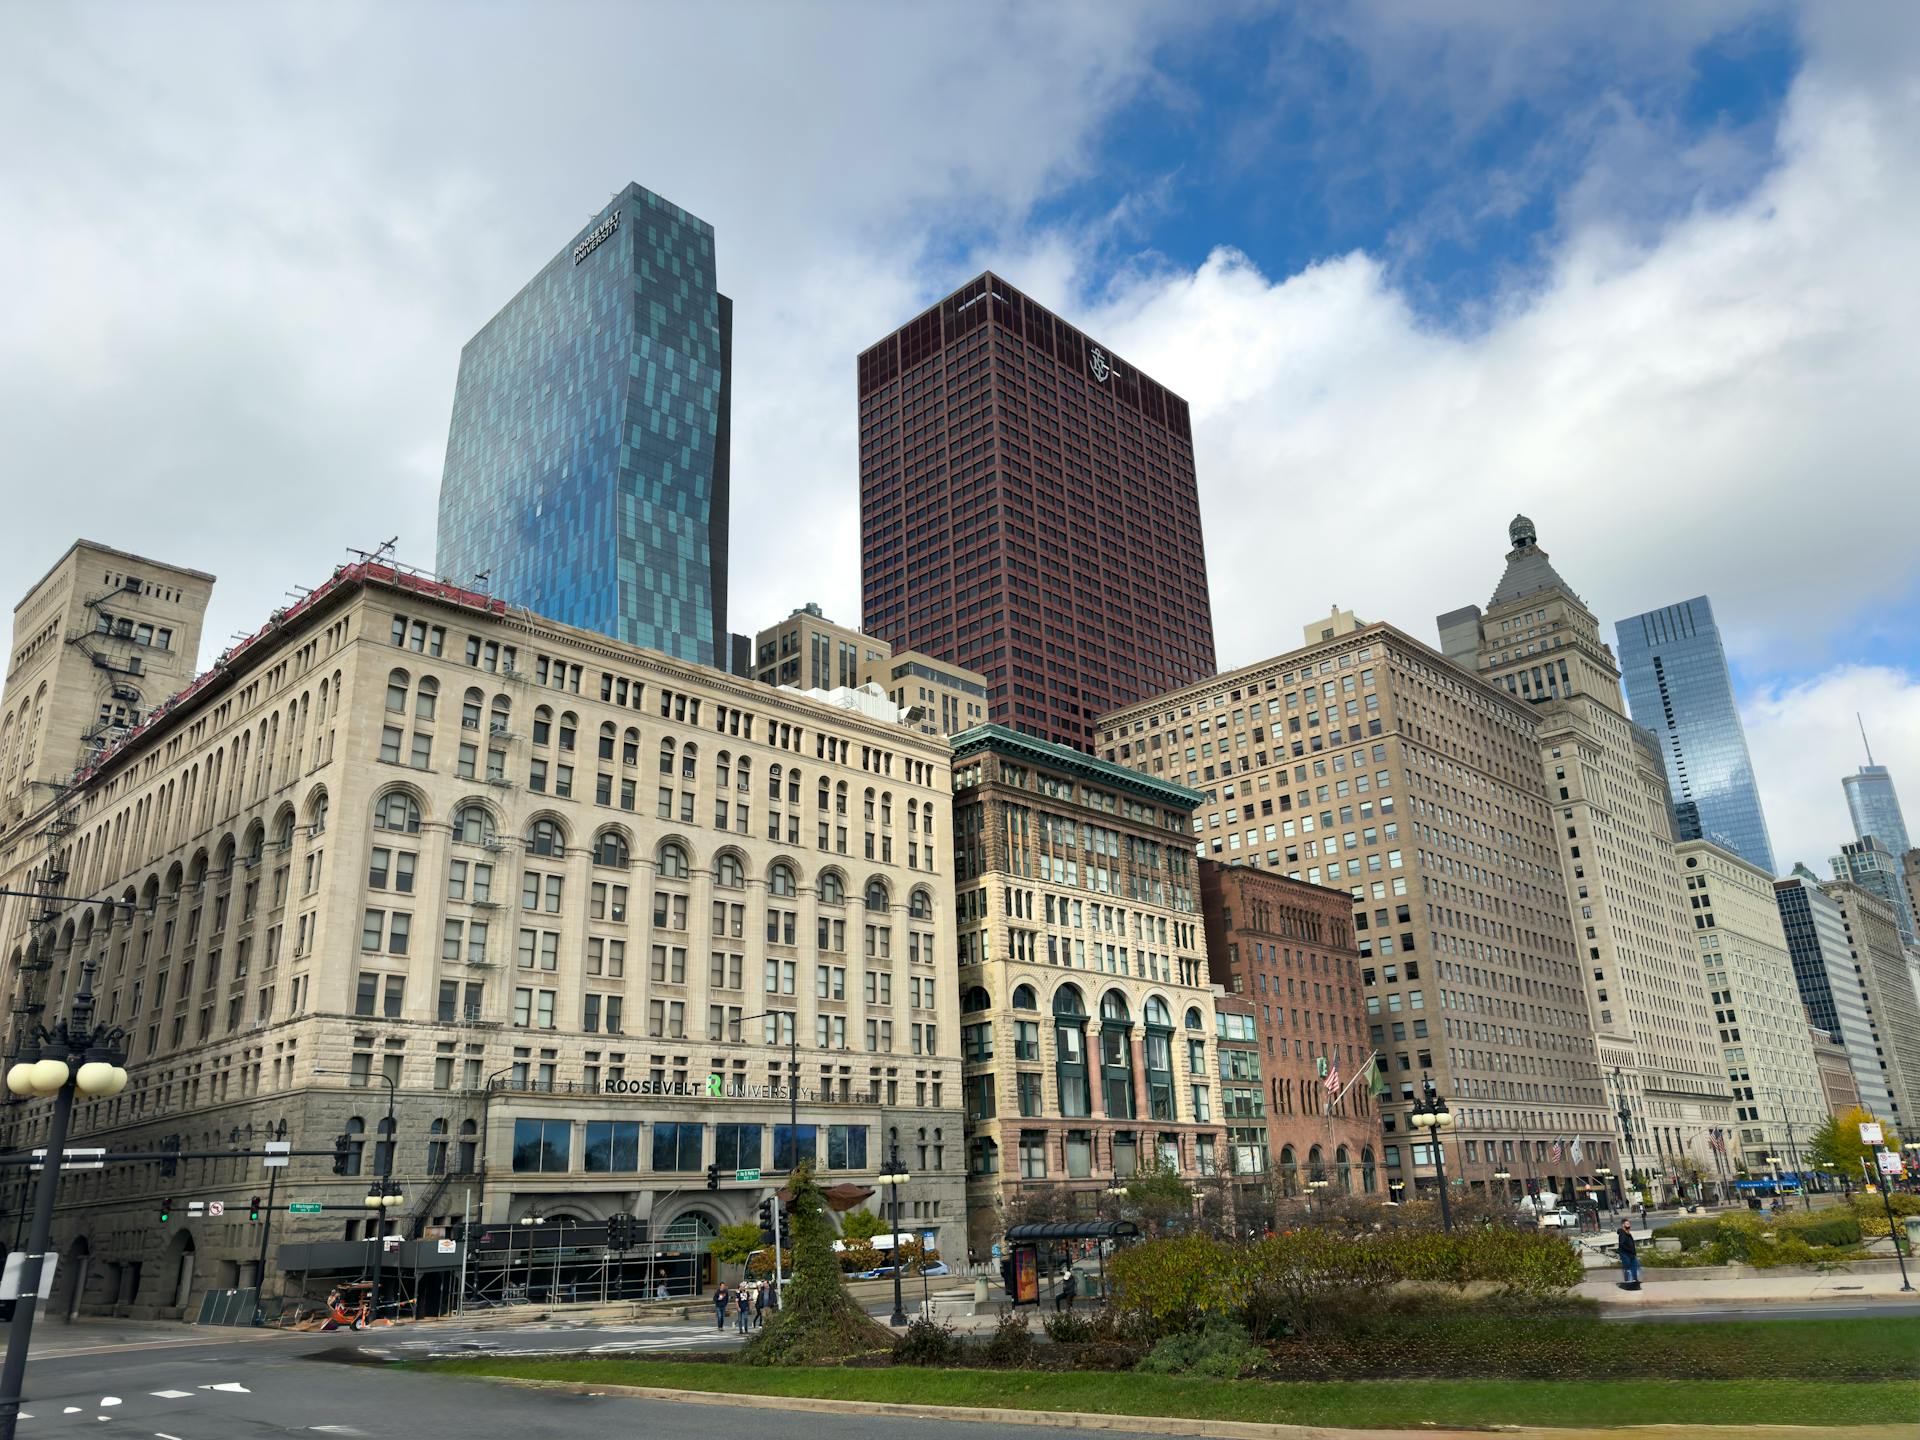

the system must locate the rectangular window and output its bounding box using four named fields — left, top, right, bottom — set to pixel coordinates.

left=826, top=1124, right=868, bottom=1171
left=715, top=1123, right=763, bottom=1172
left=651, top=1122, right=704, bottom=1172
left=510, top=1118, right=570, bottom=1173
left=772, top=1123, right=818, bottom=1171
left=583, top=1120, right=641, bottom=1172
